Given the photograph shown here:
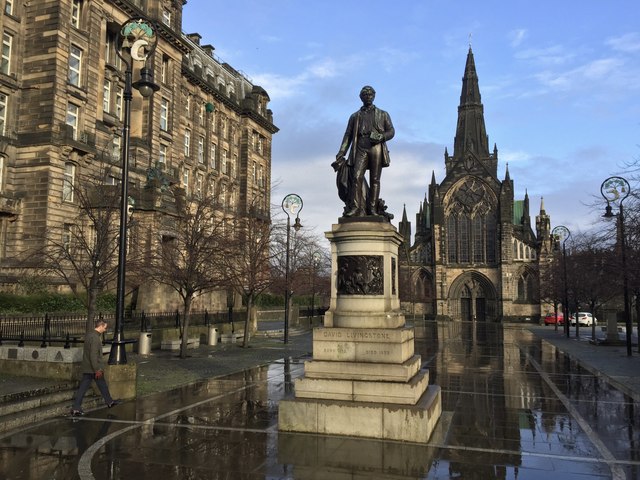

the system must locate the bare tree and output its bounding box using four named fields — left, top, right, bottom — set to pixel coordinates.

left=28, top=163, right=130, bottom=331
left=217, top=201, right=279, bottom=347
left=144, top=190, right=224, bottom=358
